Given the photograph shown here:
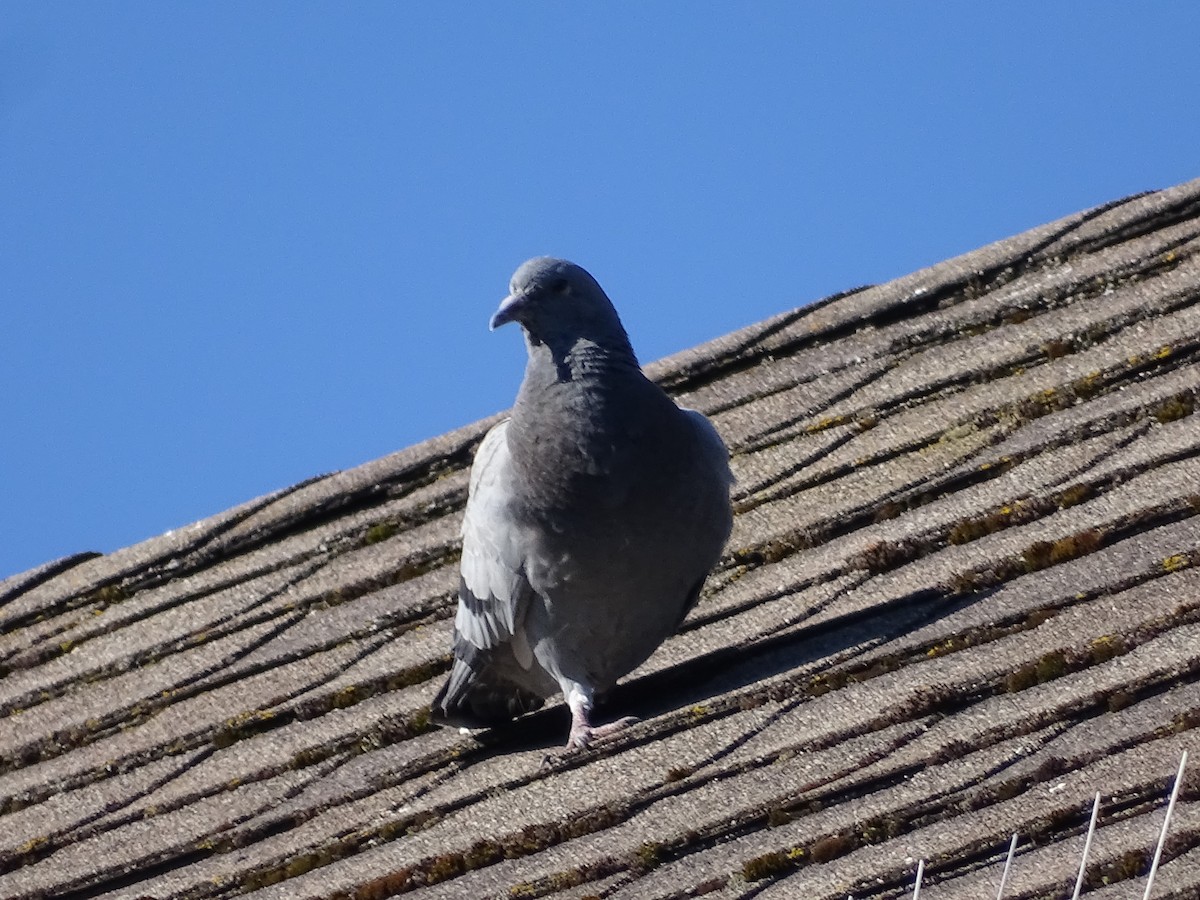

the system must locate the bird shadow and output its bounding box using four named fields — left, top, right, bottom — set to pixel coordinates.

left=472, top=583, right=996, bottom=756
